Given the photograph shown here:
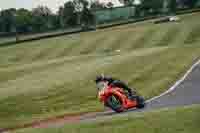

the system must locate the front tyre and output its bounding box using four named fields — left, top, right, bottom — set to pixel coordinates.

left=106, top=95, right=124, bottom=113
